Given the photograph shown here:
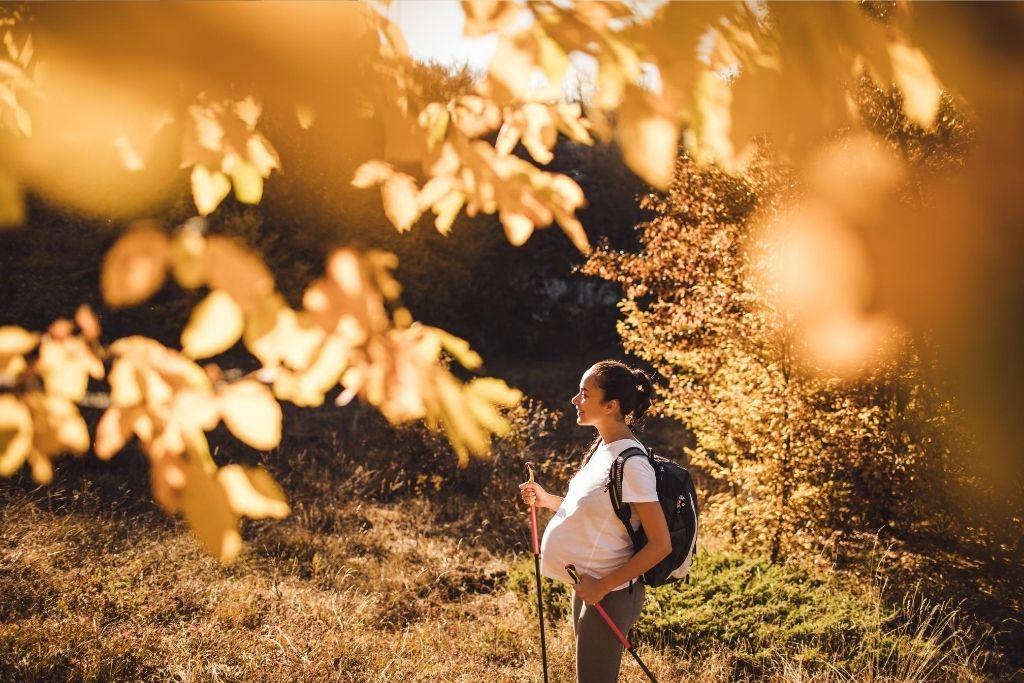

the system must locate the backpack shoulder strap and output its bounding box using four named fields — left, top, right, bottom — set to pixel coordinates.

left=609, top=446, right=650, bottom=552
